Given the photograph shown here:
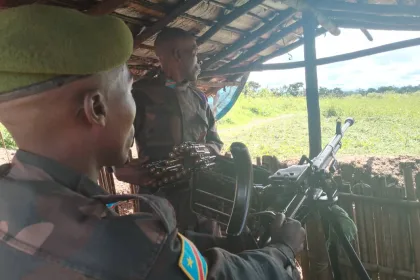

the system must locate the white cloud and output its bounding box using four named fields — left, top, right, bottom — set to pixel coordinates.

left=249, top=29, right=420, bottom=90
